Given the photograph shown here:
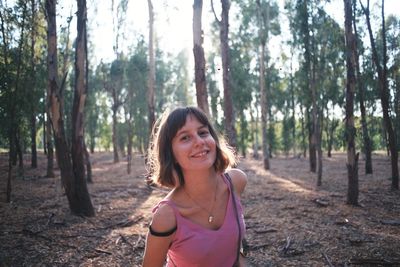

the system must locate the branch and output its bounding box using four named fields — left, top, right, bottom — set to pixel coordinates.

left=210, top=0, right=221, bottom=24
left=322, top=252, right=335, bottom=267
